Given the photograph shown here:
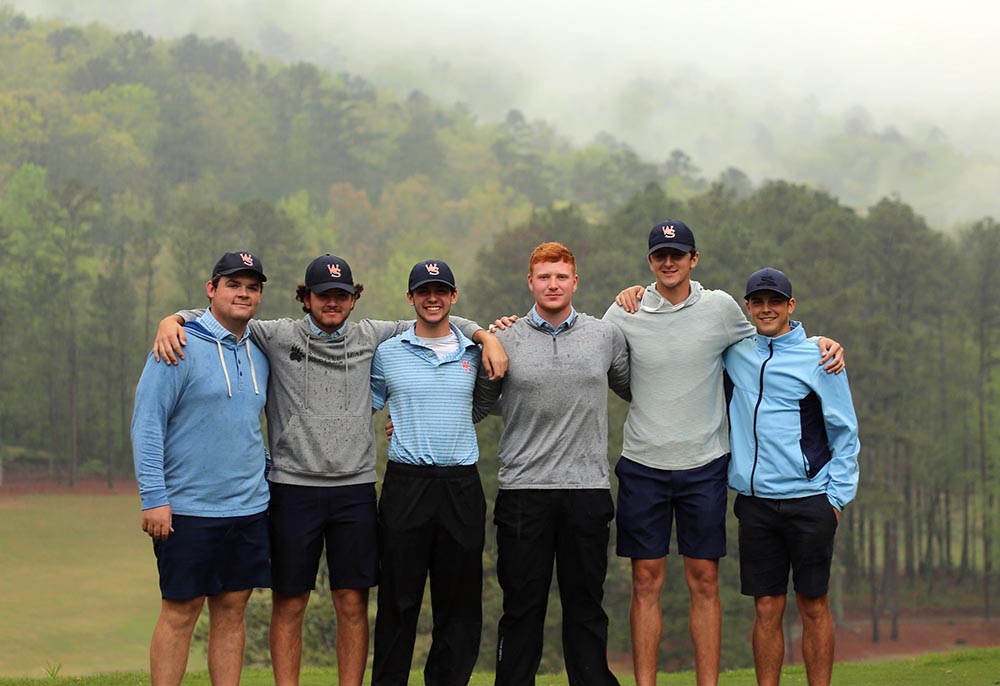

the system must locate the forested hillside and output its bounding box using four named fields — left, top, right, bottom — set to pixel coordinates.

left=1, top=5, right=998, bottom=673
